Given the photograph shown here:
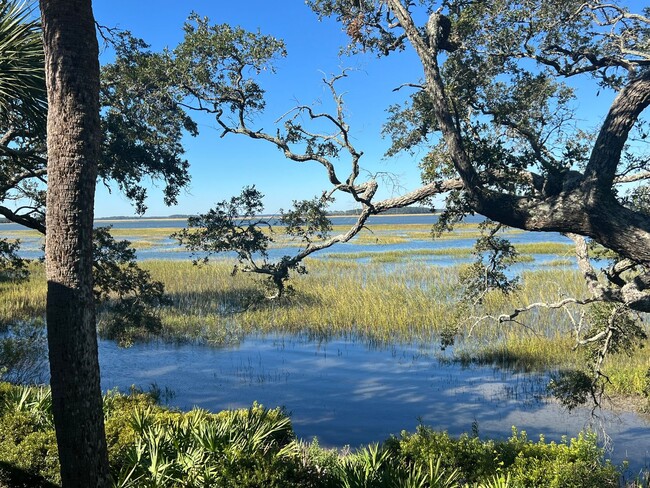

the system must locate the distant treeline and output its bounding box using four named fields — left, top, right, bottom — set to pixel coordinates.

left=93, top=207, right=436, bottom=221
left=0, top=207, right=436, bottom=225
